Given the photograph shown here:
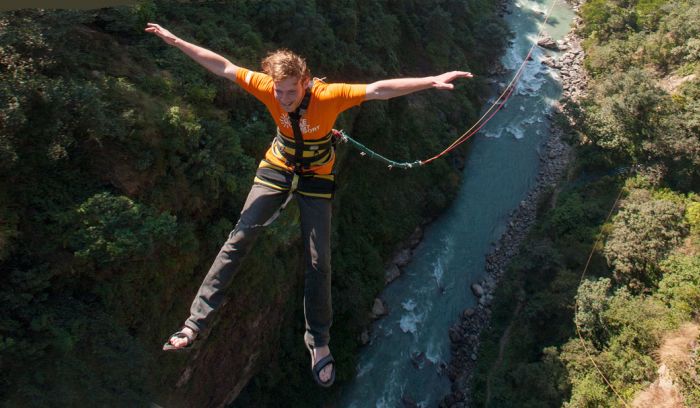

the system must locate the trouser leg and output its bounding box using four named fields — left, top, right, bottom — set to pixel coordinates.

left=298, top=193, right=333, bottom=348
left=185, top=184, right=288, bottom=332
